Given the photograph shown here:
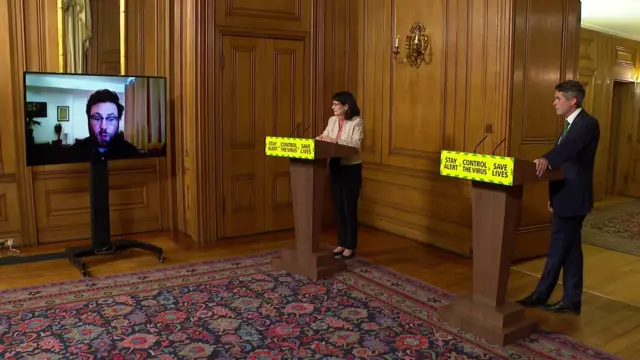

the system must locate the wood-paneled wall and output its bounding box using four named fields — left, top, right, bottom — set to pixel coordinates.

left=1, top=0, right=359, bottom=246
left=1, top=0, right=174, bottom=247
left=508, top=0, right=581, bottom=259
left=320, top=0, right=360, bottom=225
left=357, top=0, right=580, bottom=259
left=0, top=1, right=26, bottom=244
left=170, top=0, right=360, bottom=241
left=170, top=0, right=199, bottom=239
left=2, top=0, right=586, bottom=253
left=87, top=0, right=120, bottom=74
left=578, top=28, right=640, bottom=200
